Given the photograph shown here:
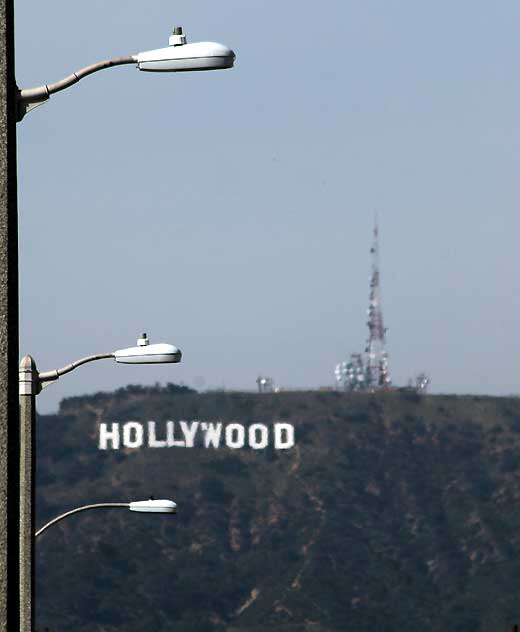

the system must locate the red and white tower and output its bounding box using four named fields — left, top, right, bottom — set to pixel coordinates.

left=365, top=219, right=391, bottom=390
